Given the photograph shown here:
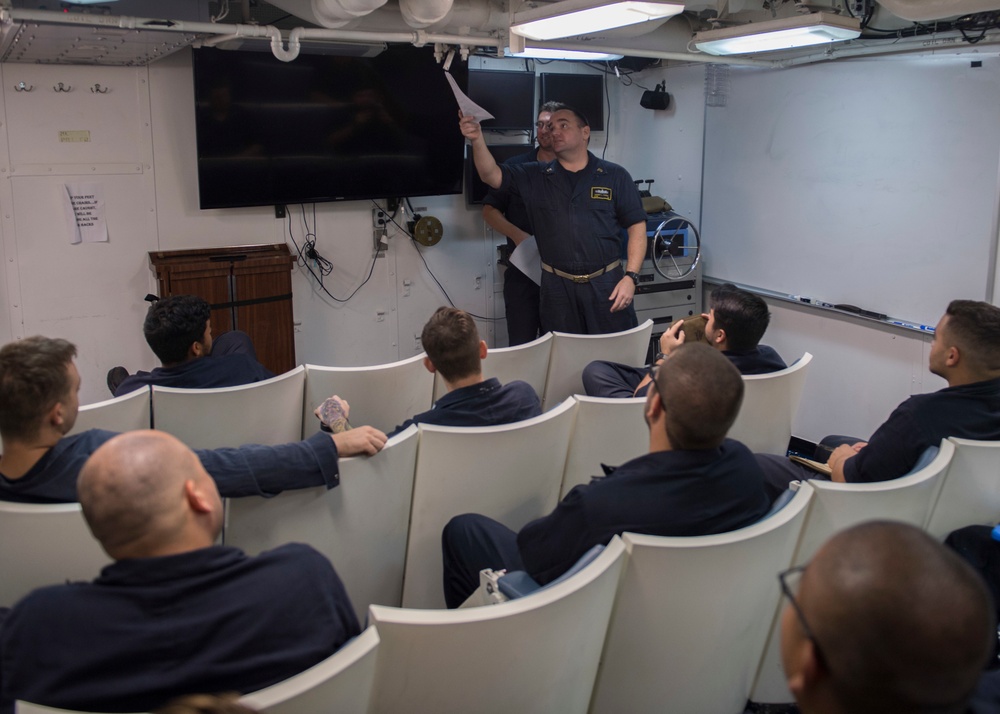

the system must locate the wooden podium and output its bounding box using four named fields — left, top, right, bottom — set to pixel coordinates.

left=148, top=244, right=296, bottom=375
